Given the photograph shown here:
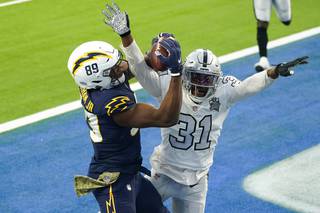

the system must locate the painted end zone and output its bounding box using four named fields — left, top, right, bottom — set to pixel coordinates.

left=243, top=144, right=320, bottom=213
